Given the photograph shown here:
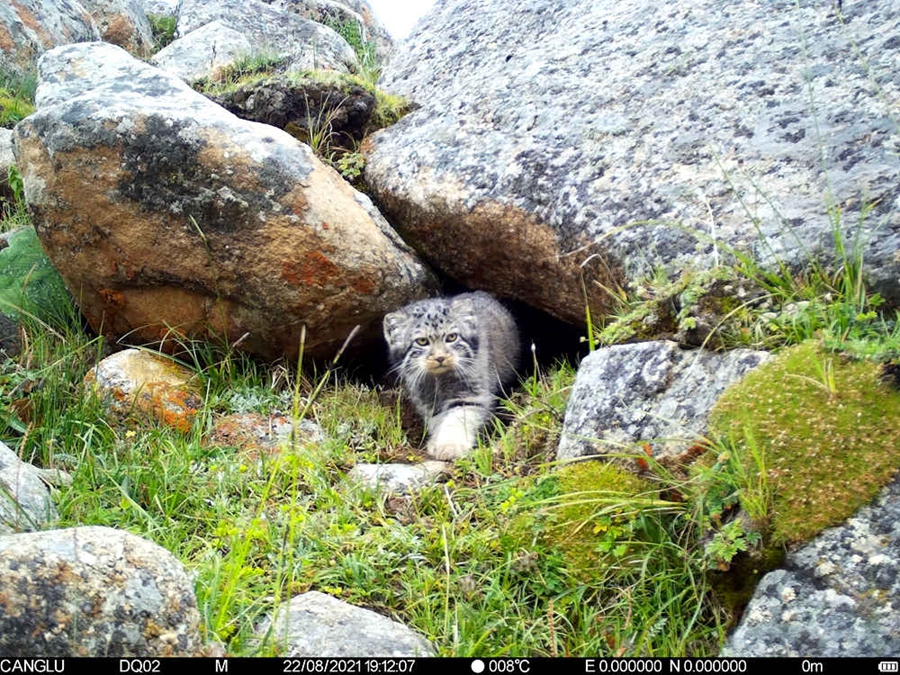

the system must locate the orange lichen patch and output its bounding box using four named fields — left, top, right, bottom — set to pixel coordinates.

left=11, top=0, right=54, bottom=48
left=350, top=274, right=376, bottom=295
left=282, top=251, right=341, bottom=288
left=0, top=24, right=15, bottom=52
left=84, top=349, right=202, bottom=434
